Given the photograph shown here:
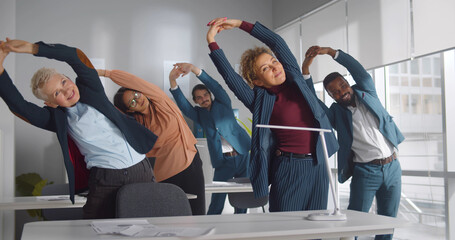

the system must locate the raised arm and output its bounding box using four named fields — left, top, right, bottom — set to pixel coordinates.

left=0, top=40, right=8, bottom=74
left=206, top=18, right=242, bottom=44
left=319, top=47, right=375, bottom=93
left=168, top=65, right=199, bottom=122
left=300, top=46, right=336, bottom=124
left=168, top=63, right=202, bottom=89
left=302, top=46, right=320, bottom=75
left=175, top=62, right=233, bottom=107
left=6, top=38, right=102, bottom=91
left=300, top=46, right=322, bottom=94
left=0, top=40, right=55, bottom=131
left=98, top=69, right=167, bottom=103
left=317, top=47, right=337, bottom=59
left=205, top=18, right=255, bottom=111
left=2, top=38, right=39, bottom=55
left=207, top=18, right=300, bottom=74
